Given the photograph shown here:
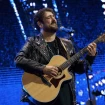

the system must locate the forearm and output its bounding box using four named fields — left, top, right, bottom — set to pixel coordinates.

left=15, top=55, right=45, bottom=74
